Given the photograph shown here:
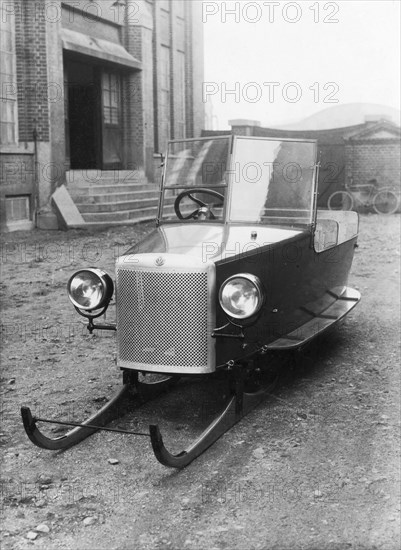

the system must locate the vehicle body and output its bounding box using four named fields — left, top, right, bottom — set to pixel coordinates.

left=21, top=135, right=361, bottom=467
